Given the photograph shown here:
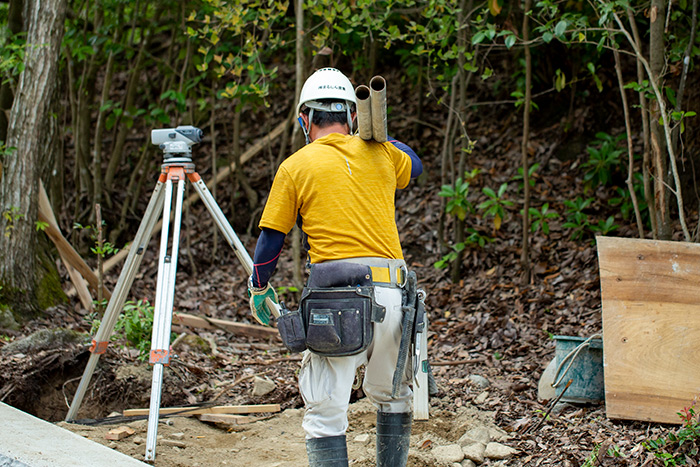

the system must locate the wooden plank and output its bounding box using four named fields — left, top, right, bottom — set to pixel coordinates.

left=198, top=414, right=259, bottom=425
left=37, top=183, right=112, bottom=302
left=172, top=312, right=280, bottom=340
left=38, top=182, right=95, bottom=311
left=597, top=236, right=700, bottom=424
left=123, top=403, right=281, bottom=417
left=105, top=426, right=135, bottom=440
